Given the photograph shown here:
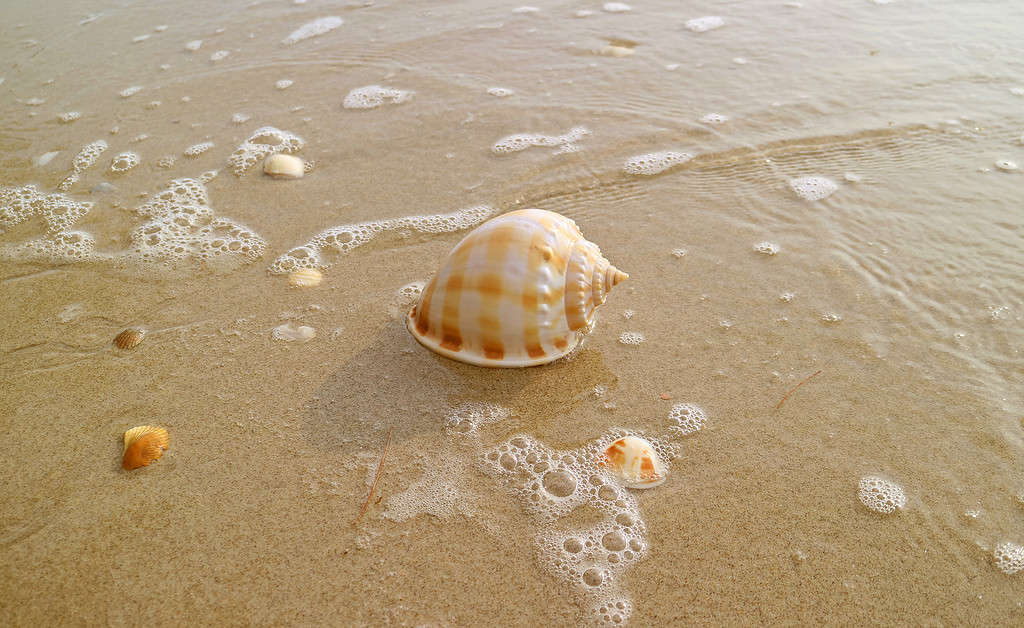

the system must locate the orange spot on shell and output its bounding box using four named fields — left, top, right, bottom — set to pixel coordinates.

left=122, top=425, right=169, bottom=470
